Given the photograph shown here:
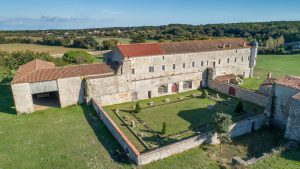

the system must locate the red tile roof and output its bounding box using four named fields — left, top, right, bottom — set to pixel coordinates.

left=275, top=76, right=300, bottom=90
left=12, top=59, right=114, bottom=84
left=215, top=74, right=238, bottom=82
left=117, top=43, right=165, bottom=58
left=116, top=38, right=249, bottom=58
